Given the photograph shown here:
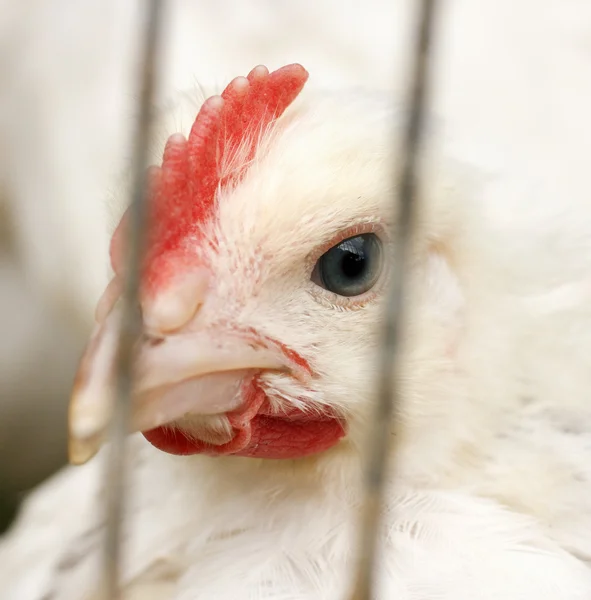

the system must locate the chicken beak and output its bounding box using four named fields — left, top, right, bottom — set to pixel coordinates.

left=68, top=302, right=284, bottom=465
